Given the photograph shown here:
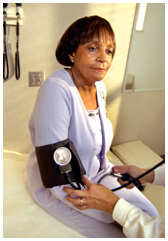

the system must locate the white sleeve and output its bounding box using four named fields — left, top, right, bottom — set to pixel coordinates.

left=152, top=165, right=165, bottom=186
left=112, top=198, right=165, bottom=238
